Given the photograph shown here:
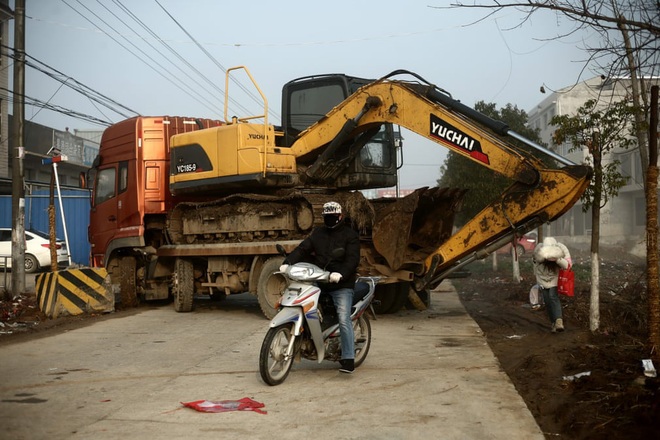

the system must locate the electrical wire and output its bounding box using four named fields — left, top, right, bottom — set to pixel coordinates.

left=110, top=0, right=258, bottom=119
left=153, top=0, right=280, bottom=122
left=60, top=0, right=224, bottom=117
left=1, top=86, right=113, bottom=126
left=2, top=43, right=139, bottom=120
left=98, top=0, right=232, bottom=114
